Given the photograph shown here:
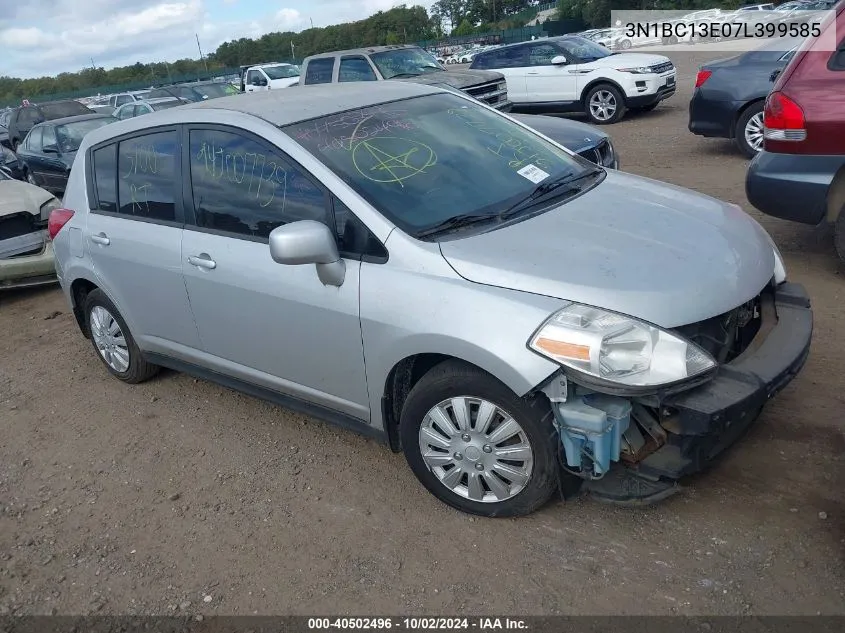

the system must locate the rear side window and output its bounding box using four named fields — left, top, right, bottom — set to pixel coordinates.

left=92, top=145, right=118, bottom=212
left=304, top=58, right=335, bottom=85
left=117, top=131, right=179, bottom=222
left=473, top=47, right=527, bottom=69
left=26, top=126, right=43, bottom=150
left=188, top=128, right=329, bottom=239
left=18, top=108, right=41, bottom=127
